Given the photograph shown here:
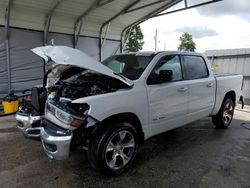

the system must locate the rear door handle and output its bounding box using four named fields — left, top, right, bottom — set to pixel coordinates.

left=178, top=87, right=188, bottom=92
left=206, top=83, right=213, bottom=87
